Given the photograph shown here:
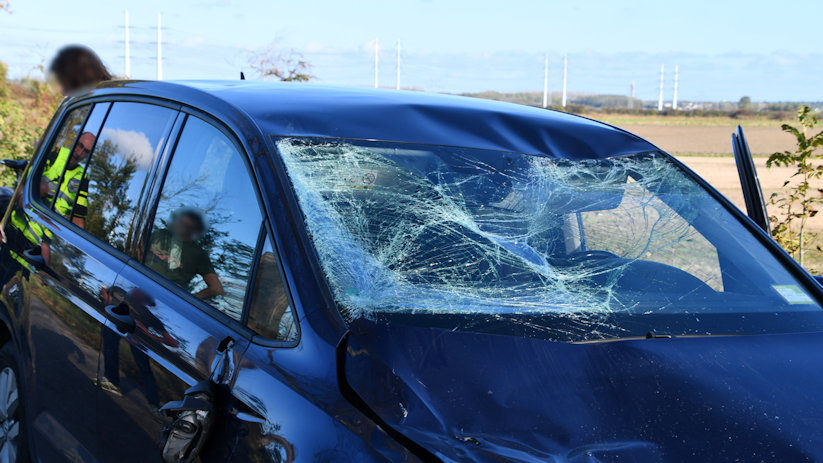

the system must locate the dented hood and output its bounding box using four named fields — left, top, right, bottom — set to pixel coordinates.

left=343, top=318, right=823, bottom=462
